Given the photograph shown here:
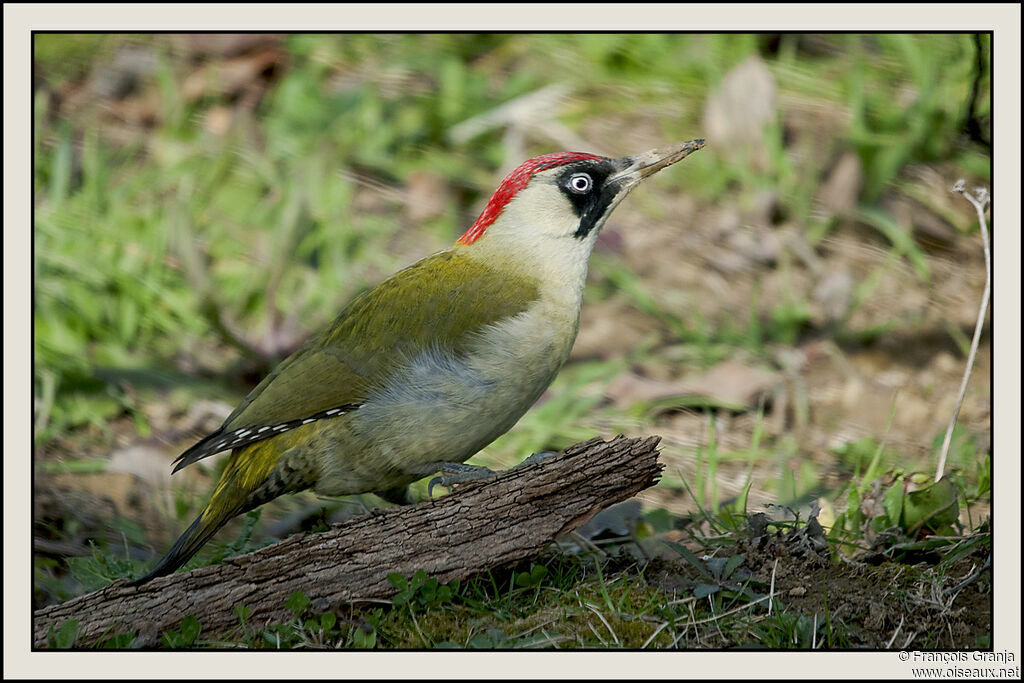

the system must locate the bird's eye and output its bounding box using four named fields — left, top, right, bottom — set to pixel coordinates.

left=568, top=173, right=592, bottom=194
